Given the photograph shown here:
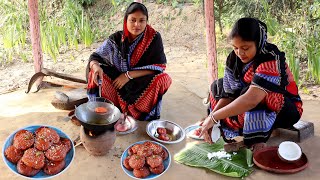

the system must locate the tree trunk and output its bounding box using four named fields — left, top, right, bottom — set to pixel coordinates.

left=204, top=0, right=218, bottom=85
left=217, top=0, right=223, bottom=34
left=28, top=0, right=43, bottom=73
left=134, top=0, right=143, bottom=3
